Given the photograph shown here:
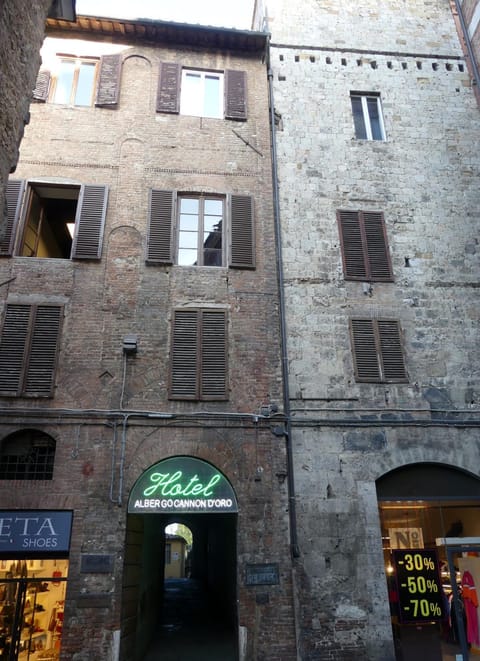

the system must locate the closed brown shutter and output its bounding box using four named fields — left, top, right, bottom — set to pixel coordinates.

left=350, top=318, right=407, bottom=383
left=201, top=311, right=227, bottom=399
left=225, top=70, right=247, bottom=120
left=170, top=310, right=198, bottom=399
left=71, top=184, right=108, bottom=259
left=0, top=304, right=30, bottom=394
left=156, top=62, right=181, bottom=114
left=24, top=306, right=62, bottom=396
left=95, top=54, right=122, bottom=107
left=377, top=320, right=407, bottom=381
left=147, top=190, right=174, bottom=264
left=230, top=195, right=255, bottom=268
left=0, top=304, right=62, bottom=397
left=0, top=179, right=25, bottom=256
left=32, top=70, right=51, bottom=102
left=338, top=210, right=392, bottom=281
left=170, top=309, right=228, bottom=400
